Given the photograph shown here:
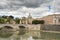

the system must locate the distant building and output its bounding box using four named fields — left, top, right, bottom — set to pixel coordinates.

left=21, top=17, right=27, bottom=24
left=8, top=13, right=60, bottom=25
left=10, top=19, right=15, bottom=24
left=41, top=14, right=60, bottom=25
left=20, top=13, right=33, bottom=24
left=27, top=13, right=32, bottom=24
